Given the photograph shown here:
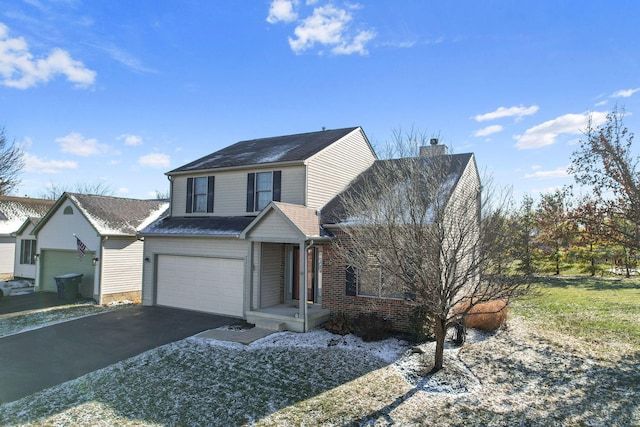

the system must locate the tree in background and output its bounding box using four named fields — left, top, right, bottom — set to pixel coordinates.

left=0, top=128, right=25, bottom=196
left=333, top=129, right=529, bottom=371
left=39, top=181, right=115, bottom=200
left=535, top=188, right=574, bottom=275
left=569, top=106, right=640, bottom=255
left=510, top=194, right=538, bottom=276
